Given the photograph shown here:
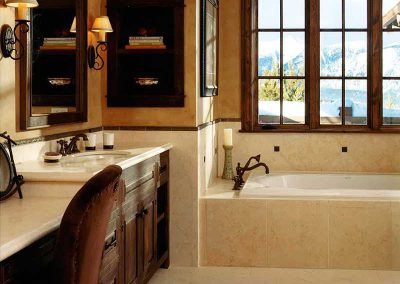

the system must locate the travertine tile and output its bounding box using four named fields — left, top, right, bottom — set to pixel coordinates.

left=392, top=202, right=400, bottom=270
left=267, top=200, right=329, bottom=268
left=329, top=201, right=392, bottom=270
left=205, top=199, right=267, bottom=267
